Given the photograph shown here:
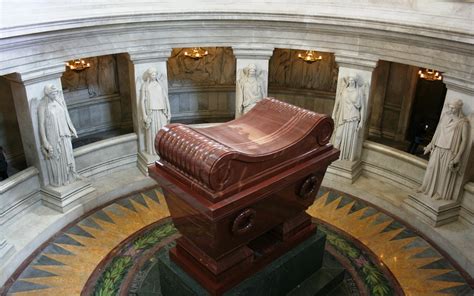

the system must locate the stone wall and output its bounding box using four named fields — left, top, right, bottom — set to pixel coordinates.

left=269, top=49, right=338, bottom=92
left=0, top=77, right=24, bottom=170
left=166, top=47, right=338, bottom=122
left=369, top=61, right=419, bottom=142
left=167, top=47, right=236, bottom=122
left=61, top=54, right=133, bottom=138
